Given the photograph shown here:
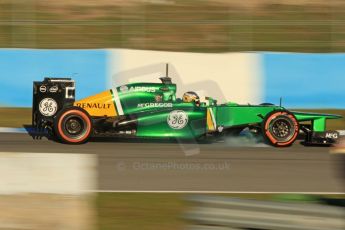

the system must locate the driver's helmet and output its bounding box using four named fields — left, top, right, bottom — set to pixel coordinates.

left=182, top=91, right=200, bottom=104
